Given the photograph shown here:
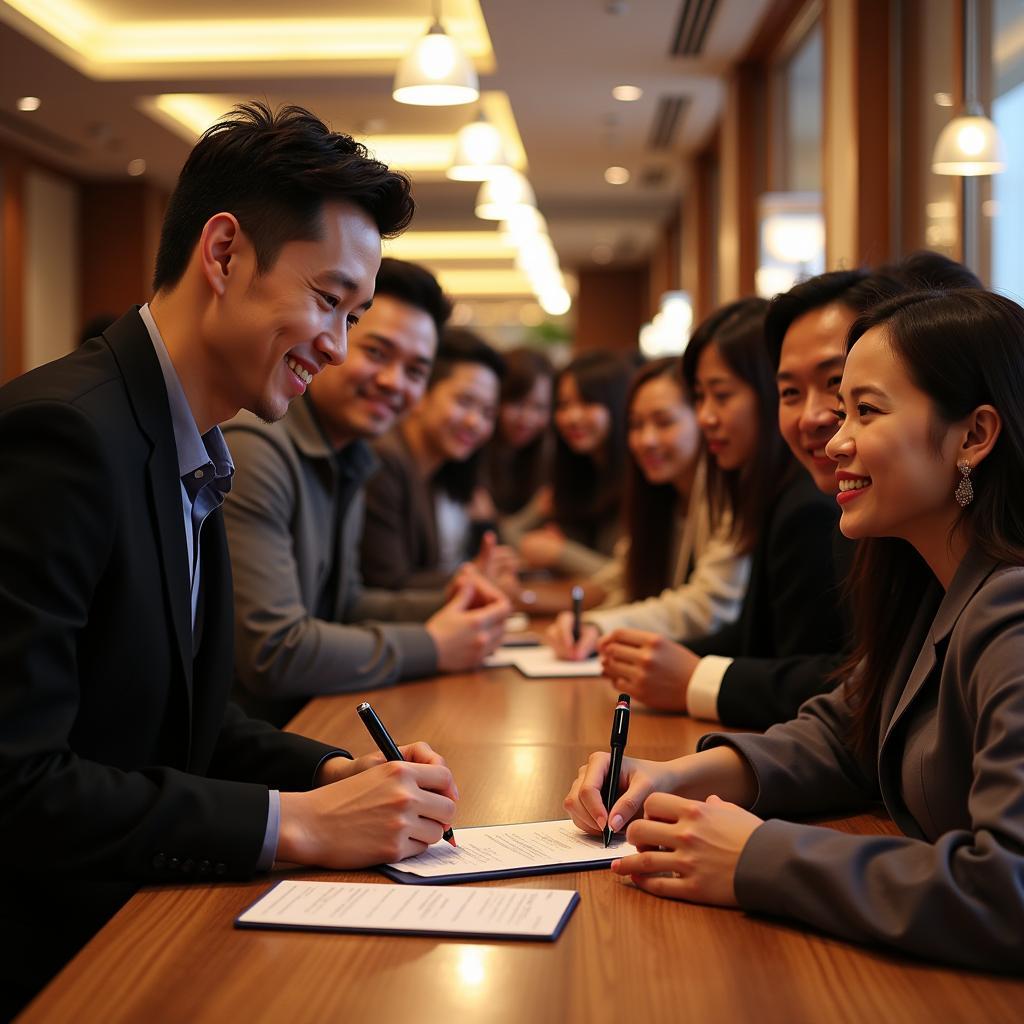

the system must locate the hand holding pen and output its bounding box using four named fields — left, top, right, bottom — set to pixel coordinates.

left=358, top=702, right=458, bottom=847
